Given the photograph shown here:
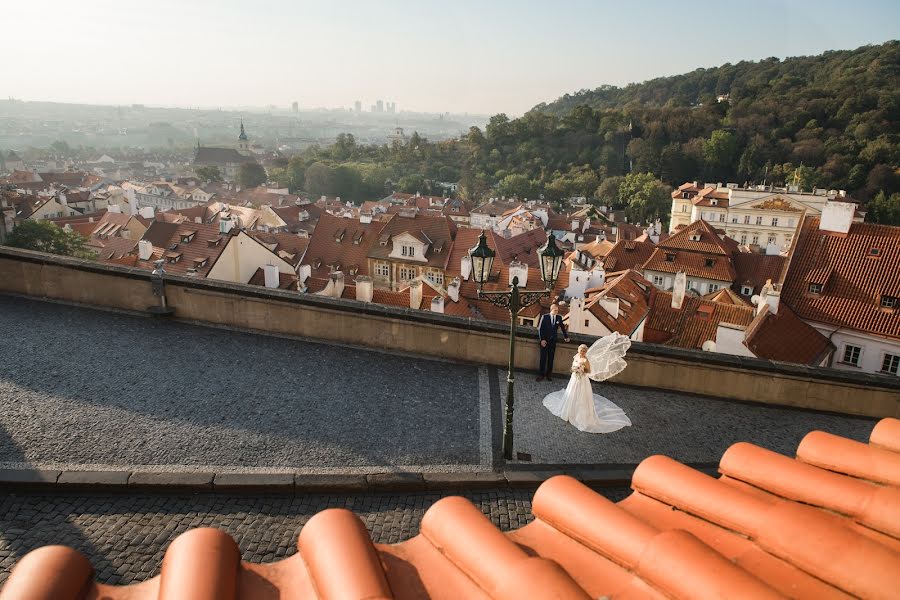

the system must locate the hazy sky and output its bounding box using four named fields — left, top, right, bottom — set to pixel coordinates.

left=4, top=0, right=898, bottom=115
